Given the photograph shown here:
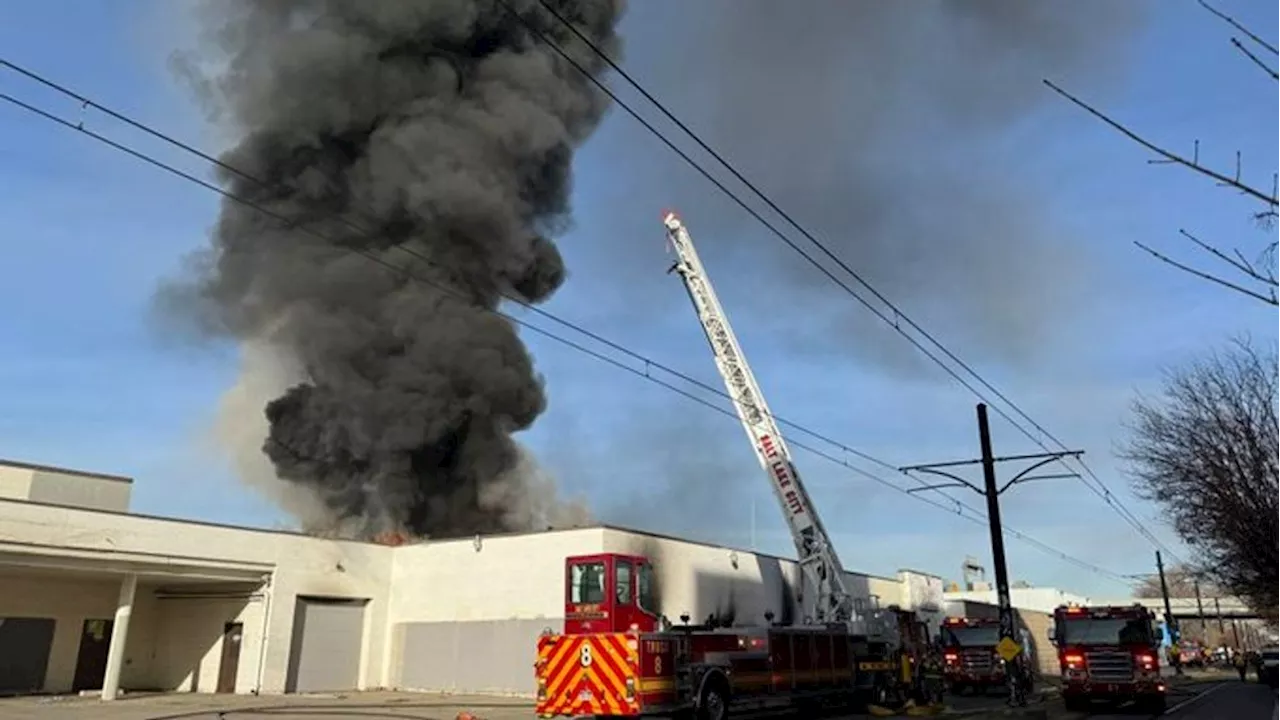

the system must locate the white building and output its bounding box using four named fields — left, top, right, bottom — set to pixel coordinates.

left=0, top=459, right=946, bottom=699
left=943, top=587, right=1091, bottom=615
